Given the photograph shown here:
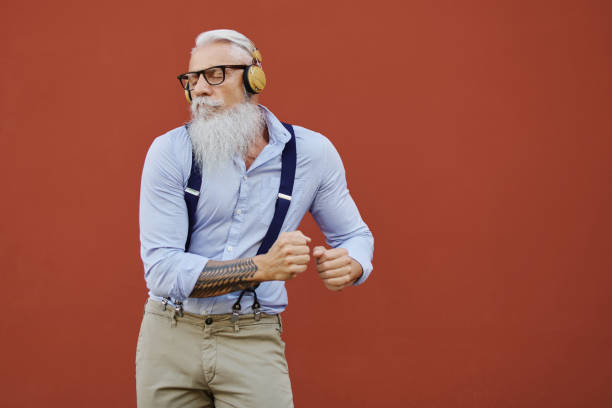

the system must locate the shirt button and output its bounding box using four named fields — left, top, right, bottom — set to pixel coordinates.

left=236, top=209, right=242, bottom=215
left=227, top=246, right=233, bottom=252
left=243, top=176, right=247, bottom=181
left=205, top=317, right=213, bottom=325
